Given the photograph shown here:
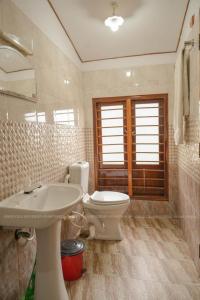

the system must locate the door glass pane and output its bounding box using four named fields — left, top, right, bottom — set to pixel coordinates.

left=101, top=109, right=123, bottom=119
left=102, top=145, right=124, bottom=153
left=102, top=153, right=124, bottom=163
left=136, top=126, right=159, bottom=134
left=102, top=127, right=123, bottom=136
left=135, top=103, right=159, bottom=108
left=100, top=104, right=125, bottom=165
left=102, top=118, right=123, bottom=127
left=101, top=105, right=123, bottom=110
left=135, top=107, right=159, bottom=117
left=135, top=102, right=160, bottom=165
left=136, top=144, right=159, bottom=153
left=136, top=153, right=159, bottom=164
left=102, top=136, right=124, bottom=144
left=136, top=117, right=159, bottom=126
left=136, top=135, right=159, bottom=144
